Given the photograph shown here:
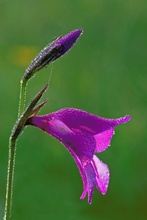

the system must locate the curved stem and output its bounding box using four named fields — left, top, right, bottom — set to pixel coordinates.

left=3, top=137, right=17, bottom=220
left=18, top=78, right=27, bottom=117
left=3, top=78, right=27, bottom=219
left=3, top=79, right=48, bottom=219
